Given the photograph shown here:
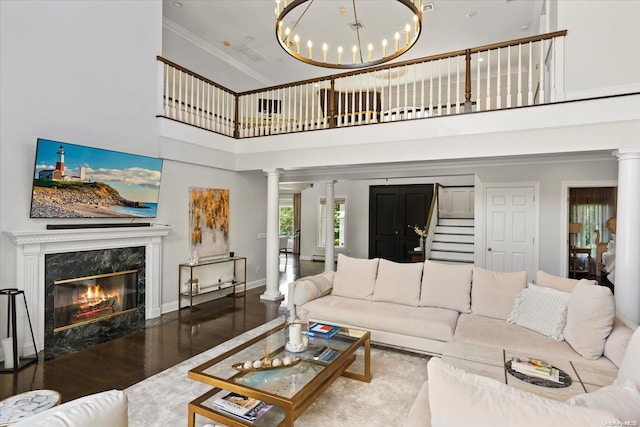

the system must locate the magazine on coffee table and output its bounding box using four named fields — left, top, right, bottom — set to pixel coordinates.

left=212, top=392, right=272, bottom=422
